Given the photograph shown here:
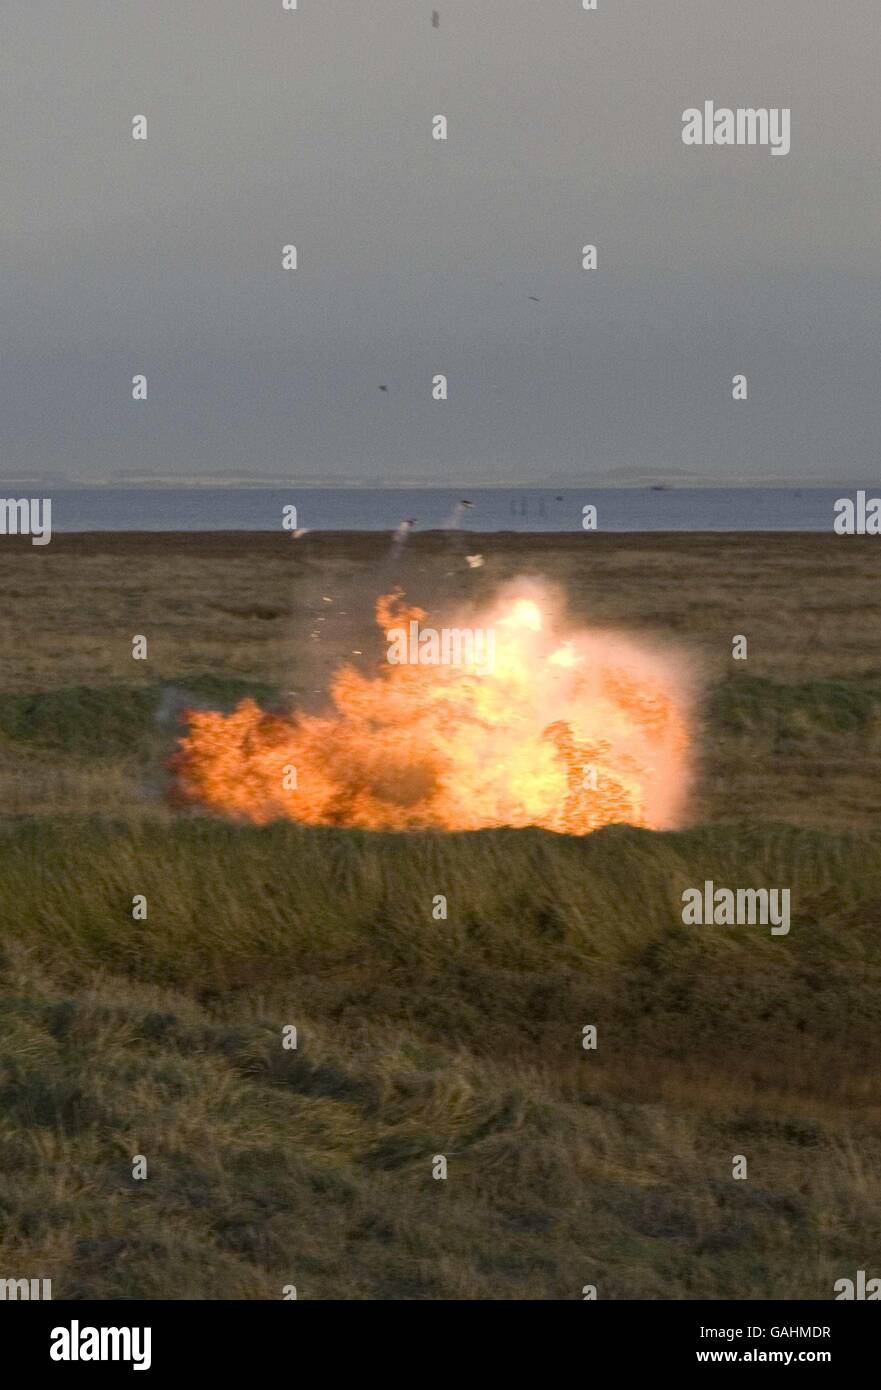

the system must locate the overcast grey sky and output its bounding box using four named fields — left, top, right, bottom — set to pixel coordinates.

left=2, top=0, right=880, bottom=486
